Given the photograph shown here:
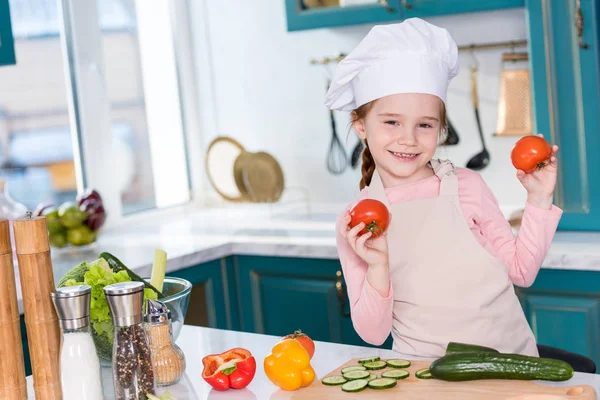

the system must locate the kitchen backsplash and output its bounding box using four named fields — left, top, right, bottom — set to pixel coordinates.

left=190, top=1, right=530, bottom=212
